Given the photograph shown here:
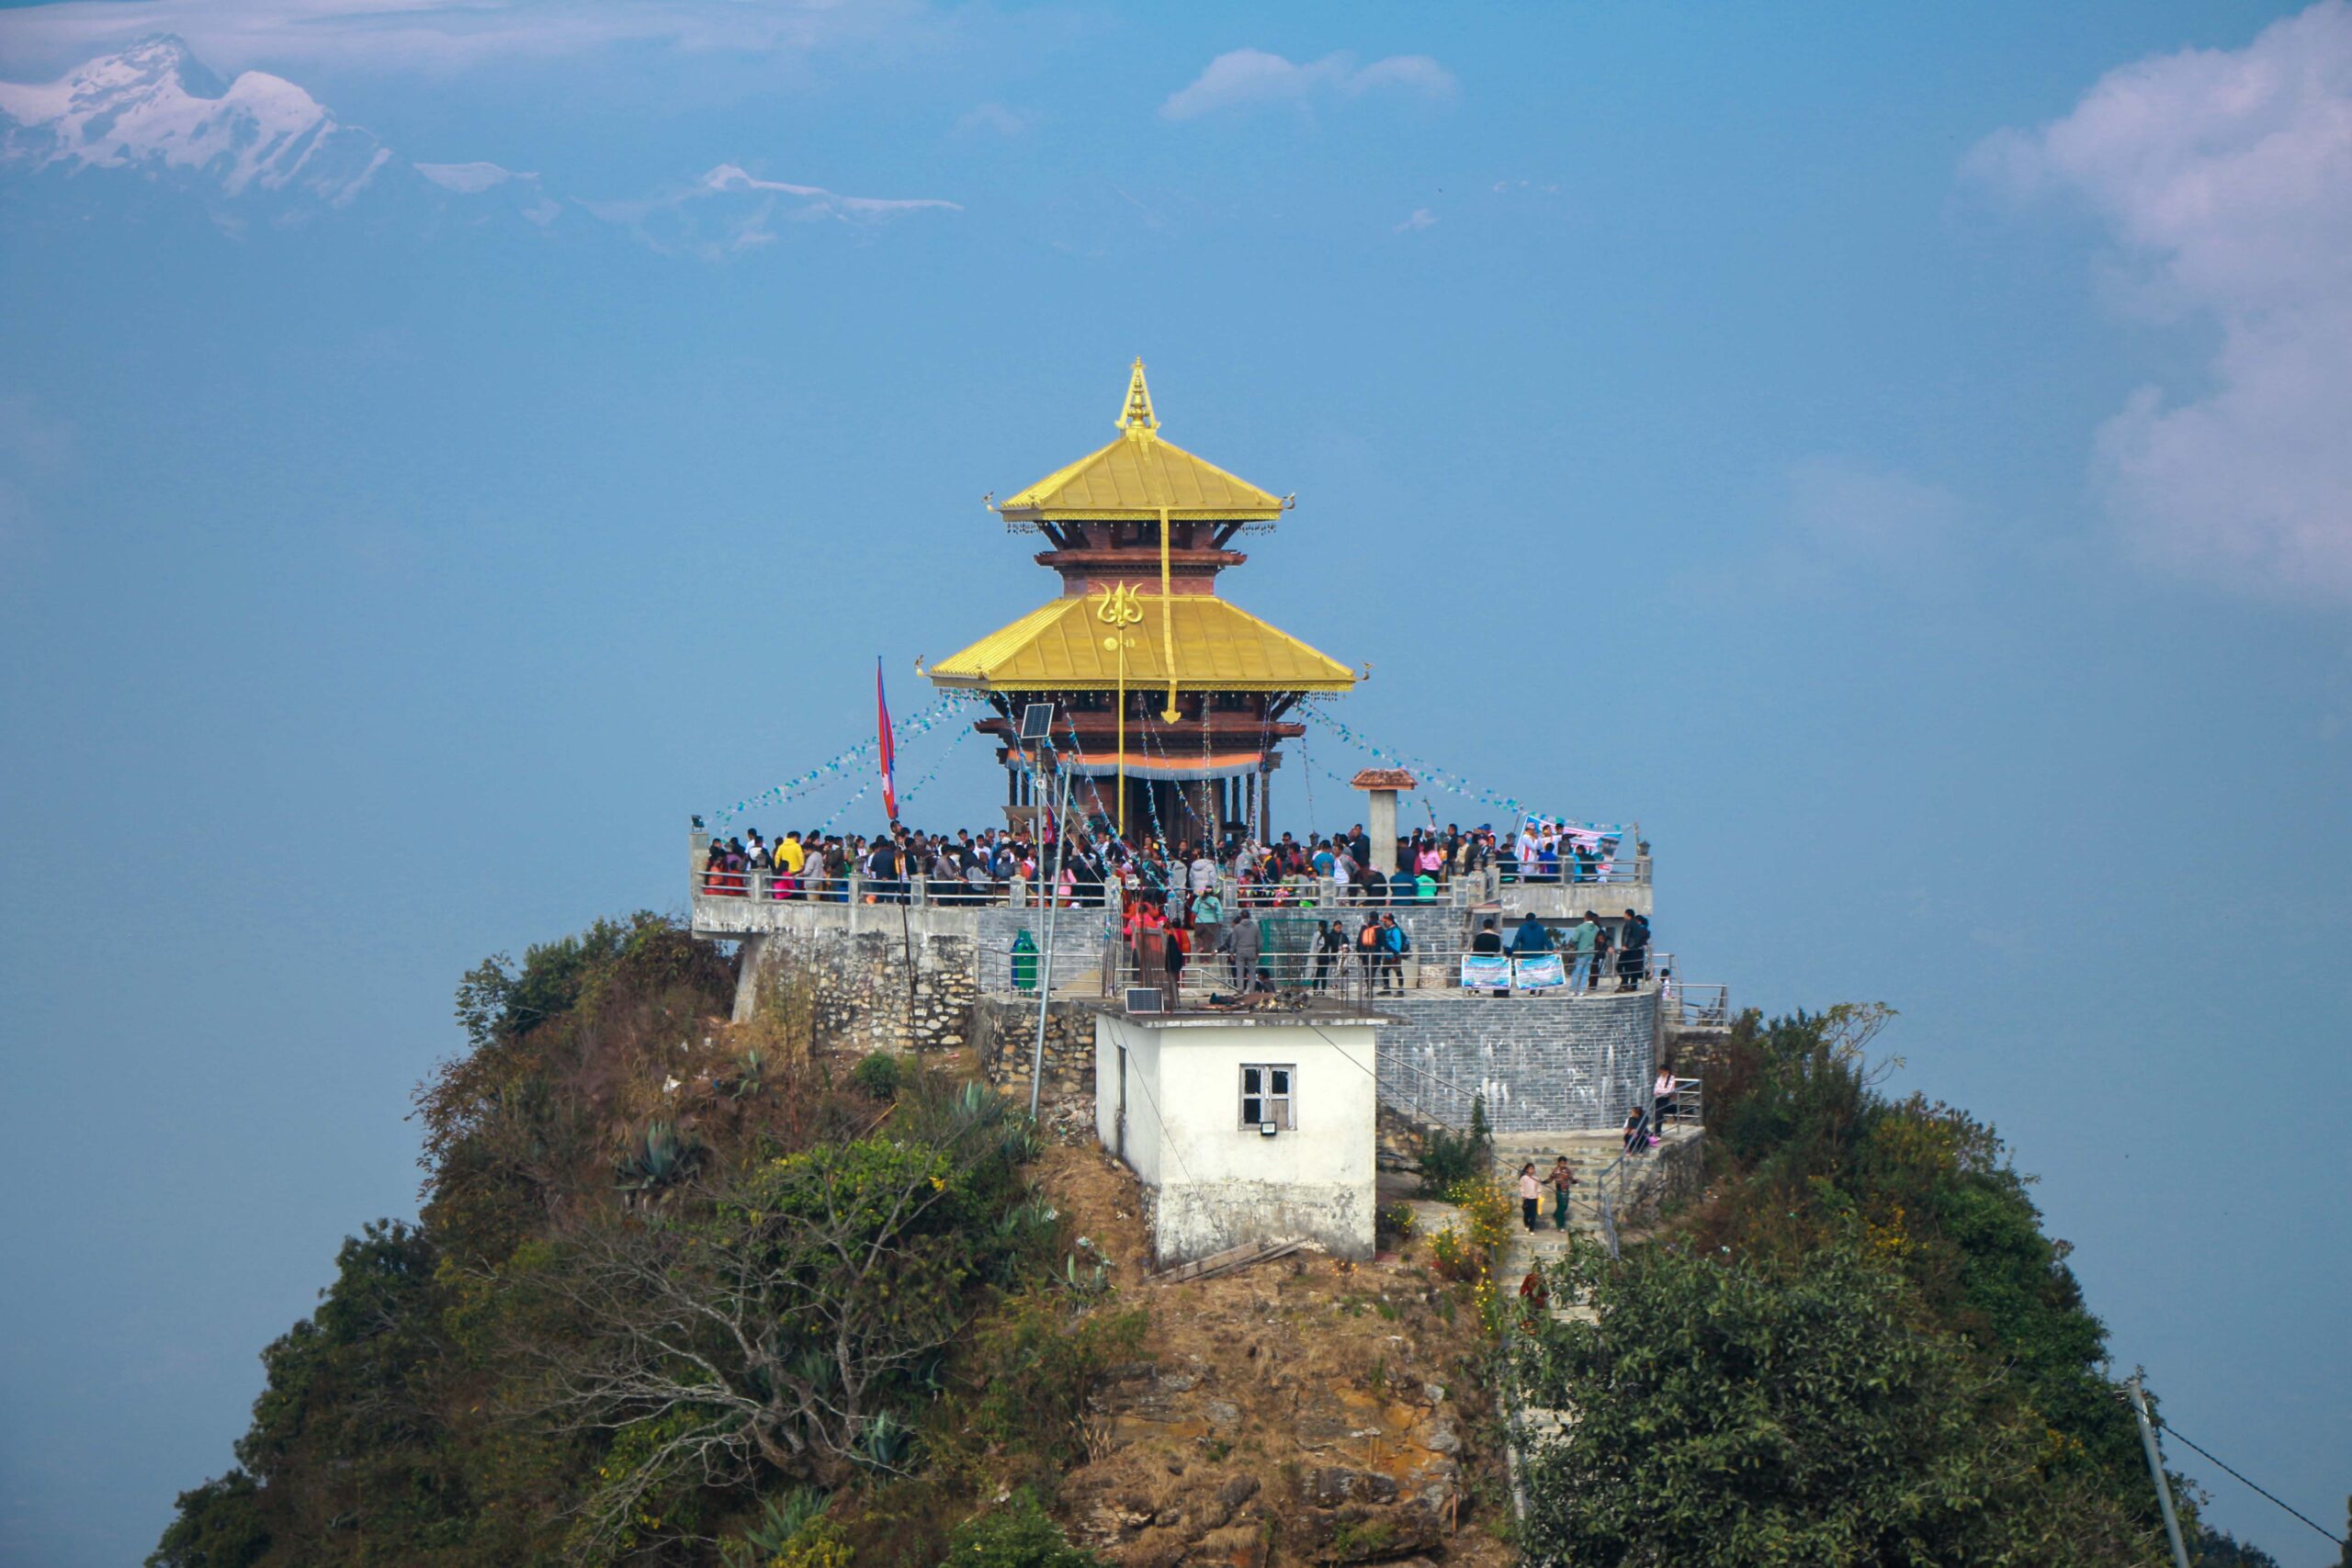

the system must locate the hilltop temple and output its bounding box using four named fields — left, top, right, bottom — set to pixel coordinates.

left=690, top=363, right=1718, bottom=1266
left=923, top=361, right=1356, bottom=843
